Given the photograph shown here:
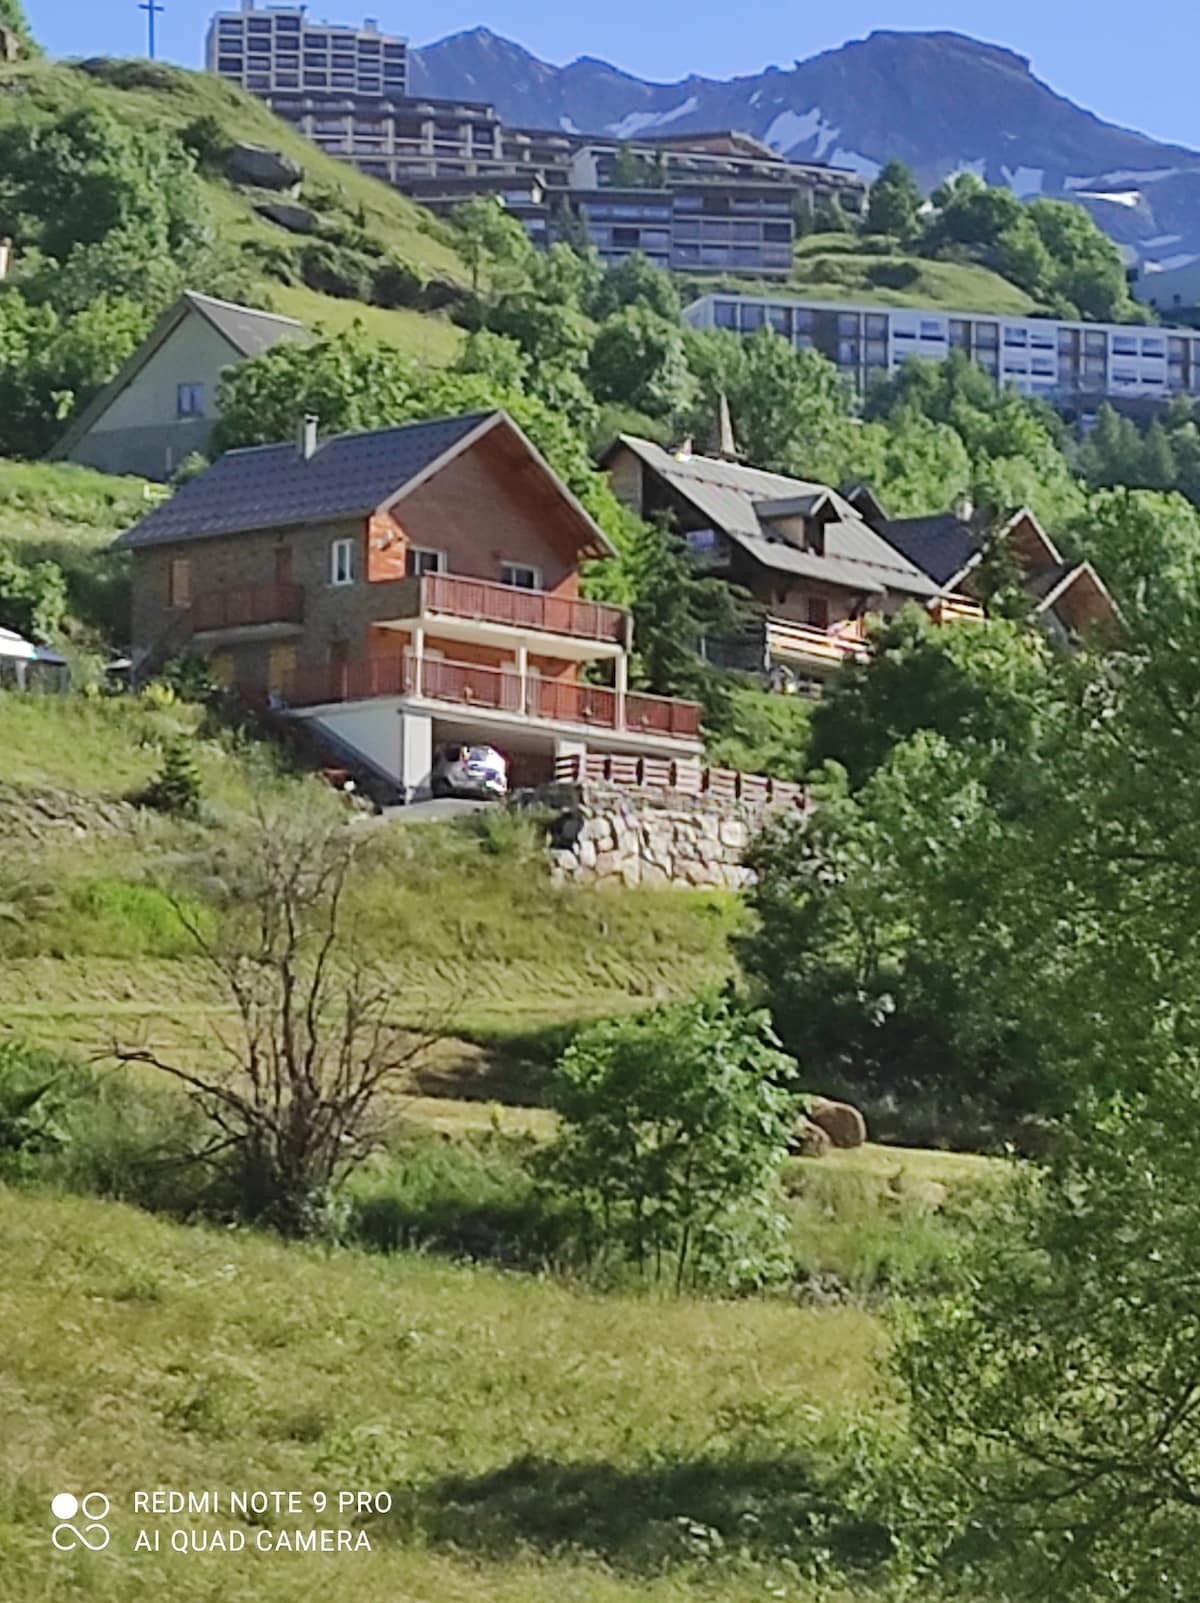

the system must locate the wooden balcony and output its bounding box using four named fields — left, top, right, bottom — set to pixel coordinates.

left=765, top=616, right=869, bottom=670
left=929, top=593, right=986, bottom=625
left=190, top=582, right=304, bottom=635
left=283, top=653, right=702, bottom=741
left=384, top=572, right=630, bottom=648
